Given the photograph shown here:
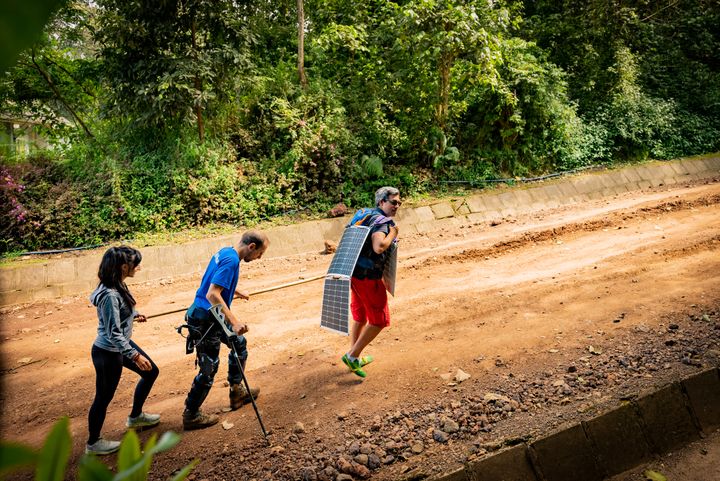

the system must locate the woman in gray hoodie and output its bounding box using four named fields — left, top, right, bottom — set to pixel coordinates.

left=86, top=246, right=160, bottom=455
